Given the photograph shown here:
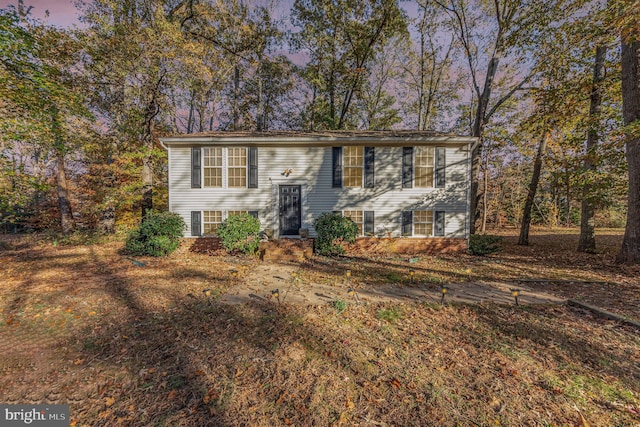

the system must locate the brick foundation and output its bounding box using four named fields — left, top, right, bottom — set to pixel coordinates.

left=344, top=237, right=467, bottom=255
left=187, top=237, right=467, bottom=258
